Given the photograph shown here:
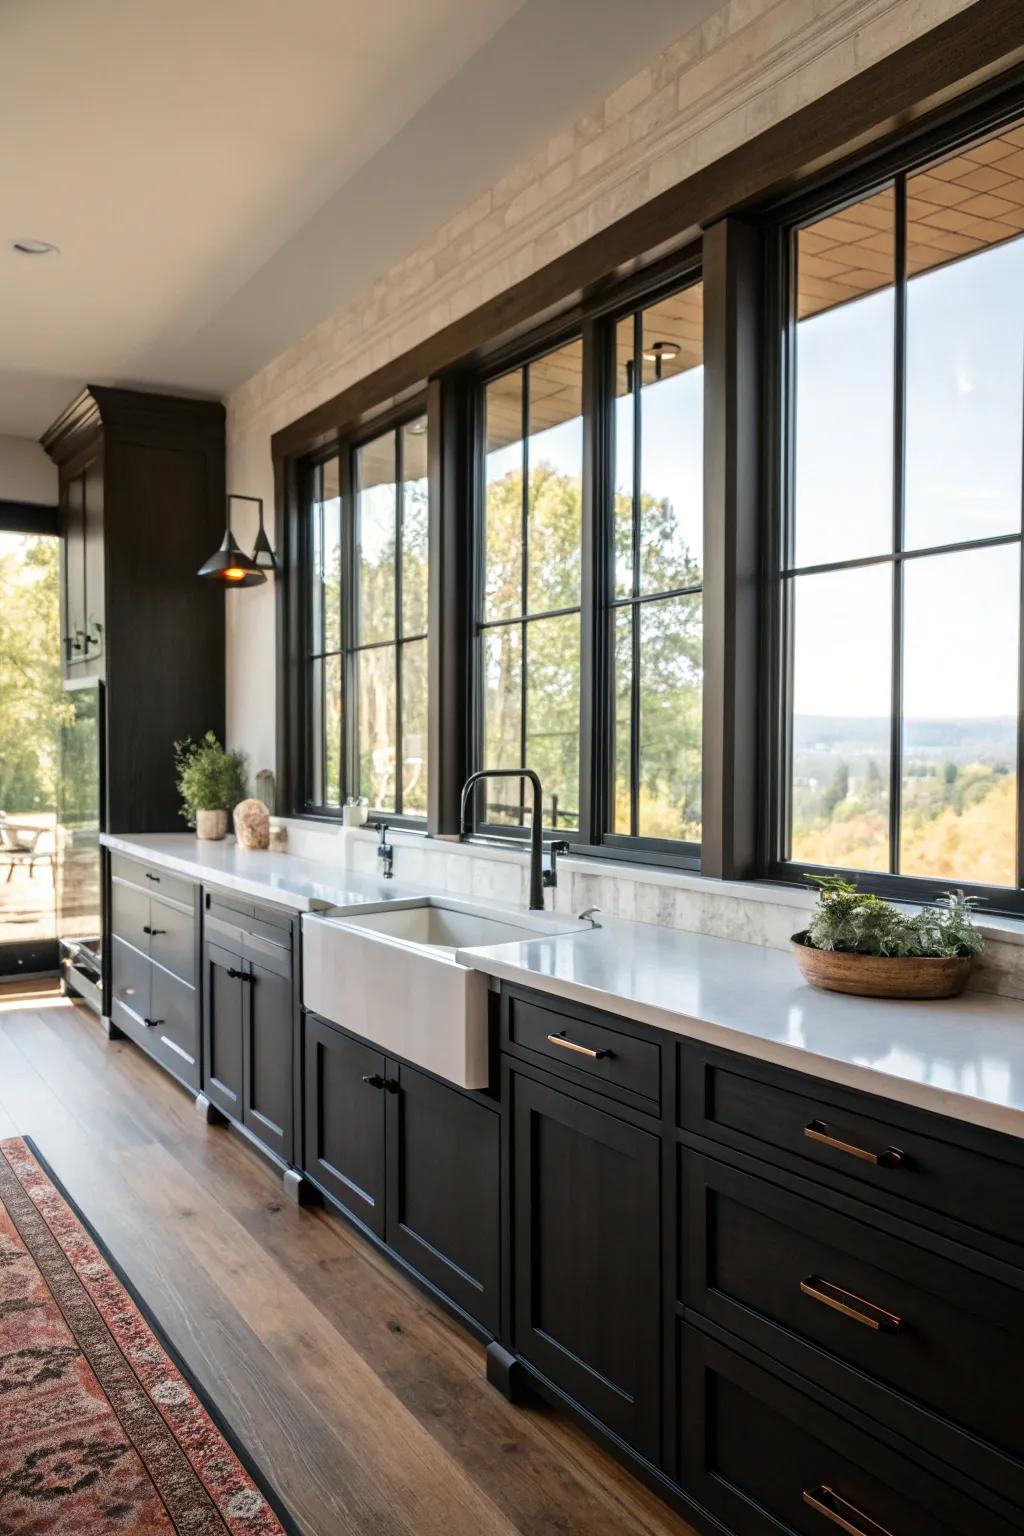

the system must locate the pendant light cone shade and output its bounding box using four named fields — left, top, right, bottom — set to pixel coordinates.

left=251, top=500, right=278, bottom=573
left=198, top=527, right=266, bottom=587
